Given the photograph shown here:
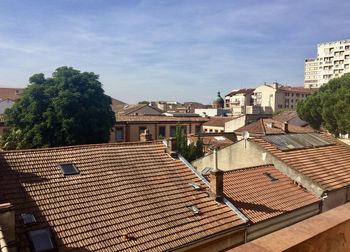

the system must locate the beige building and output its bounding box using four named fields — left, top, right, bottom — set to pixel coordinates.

left=304, top=39, right=350, bottom=88
left=252, top=82, right=312, bottom=113
left=113, top=115, right=208, bottom=142
left=224, top=88, right=254, bottom=114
